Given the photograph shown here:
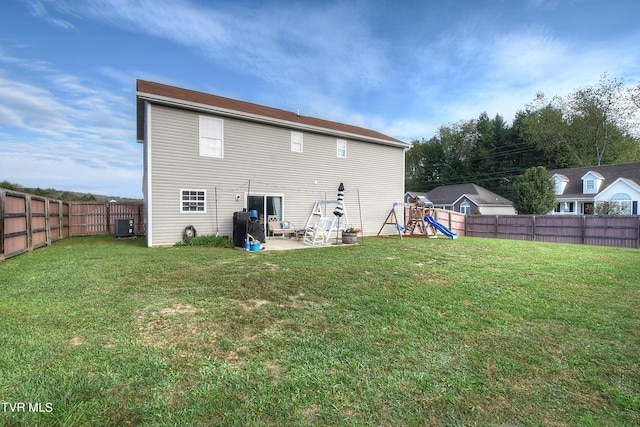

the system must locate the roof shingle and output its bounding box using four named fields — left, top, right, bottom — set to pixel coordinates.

left=550, top=162, right=640, bottom=197
left=137, top=80, right=405, bottom=145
